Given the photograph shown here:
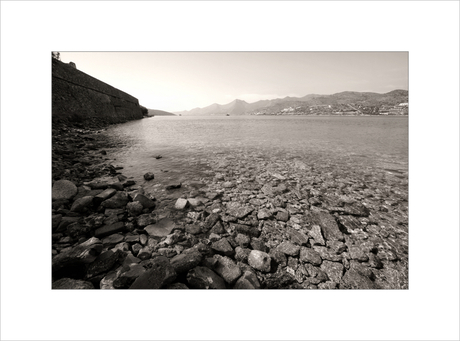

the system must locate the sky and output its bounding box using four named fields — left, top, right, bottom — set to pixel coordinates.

left=58, top=52, right=408, bottom=113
